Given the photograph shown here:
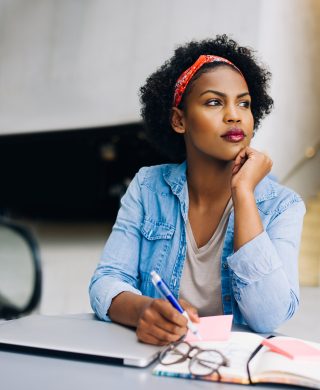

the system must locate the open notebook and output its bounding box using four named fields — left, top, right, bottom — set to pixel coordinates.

left=153, top=331, right=320, bottom=389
